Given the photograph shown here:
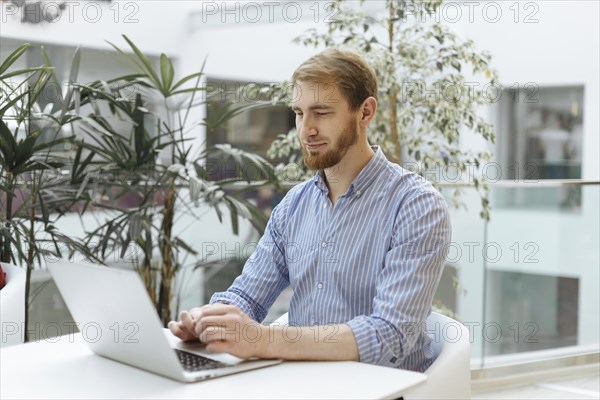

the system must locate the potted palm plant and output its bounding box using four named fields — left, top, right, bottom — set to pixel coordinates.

left=0, top=44, right=94, bottom=340
left=72, top=36, right=279, bottom=326
left=2, top=37, right=281, bottom=337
